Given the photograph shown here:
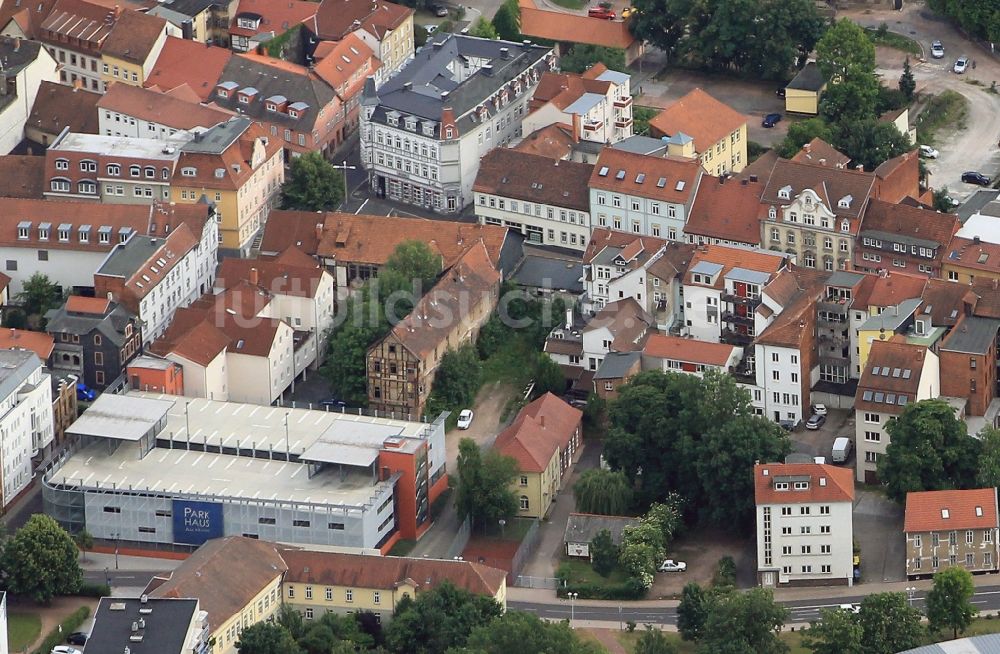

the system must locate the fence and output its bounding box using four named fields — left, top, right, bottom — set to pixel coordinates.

left=513, top=575, right=564, bottom=590
left=446, top=516, right=471, bottom=560
left=507, top=518, right=541, bottom=584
